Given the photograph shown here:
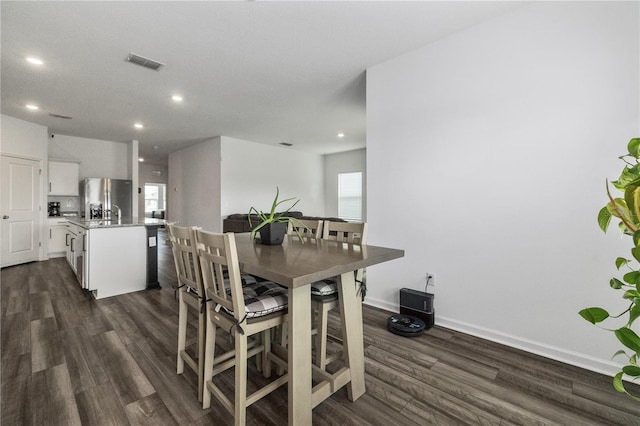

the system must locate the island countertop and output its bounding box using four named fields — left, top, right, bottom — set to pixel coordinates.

left=68, top=217, right=165, bottom=229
